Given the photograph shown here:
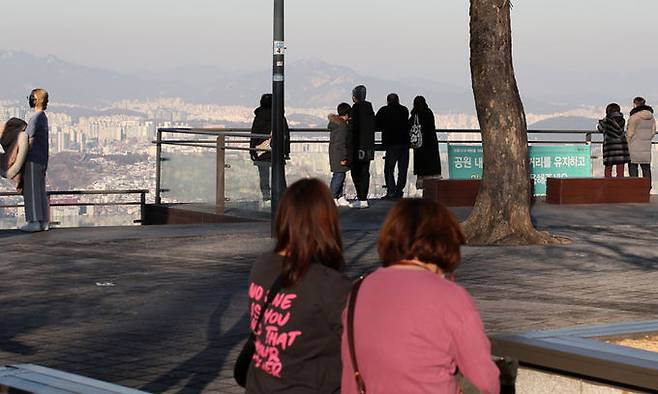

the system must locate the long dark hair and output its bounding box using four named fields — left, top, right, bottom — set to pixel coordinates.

left=412, top=95, right=428, bottom=113
left=274, top=178, right=344, bottom=287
